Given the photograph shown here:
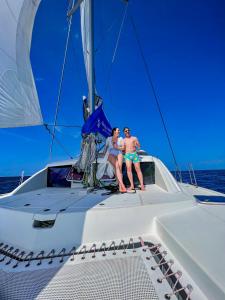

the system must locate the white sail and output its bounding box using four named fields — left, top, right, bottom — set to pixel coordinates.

left=0, top=0, right=43, bottom=128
